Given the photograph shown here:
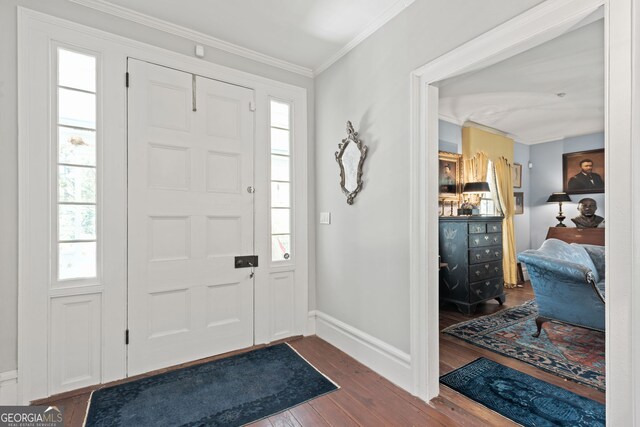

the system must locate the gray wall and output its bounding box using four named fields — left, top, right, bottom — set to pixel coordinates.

left=513, top=142, right=531, bottom=253
left=529, top=132, right=605, bottom=249
left=0, top=0, right=315, bottom=373
left=315, top=0, right=543, bottom=354
left=438, top=119, right=462, bottom=153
